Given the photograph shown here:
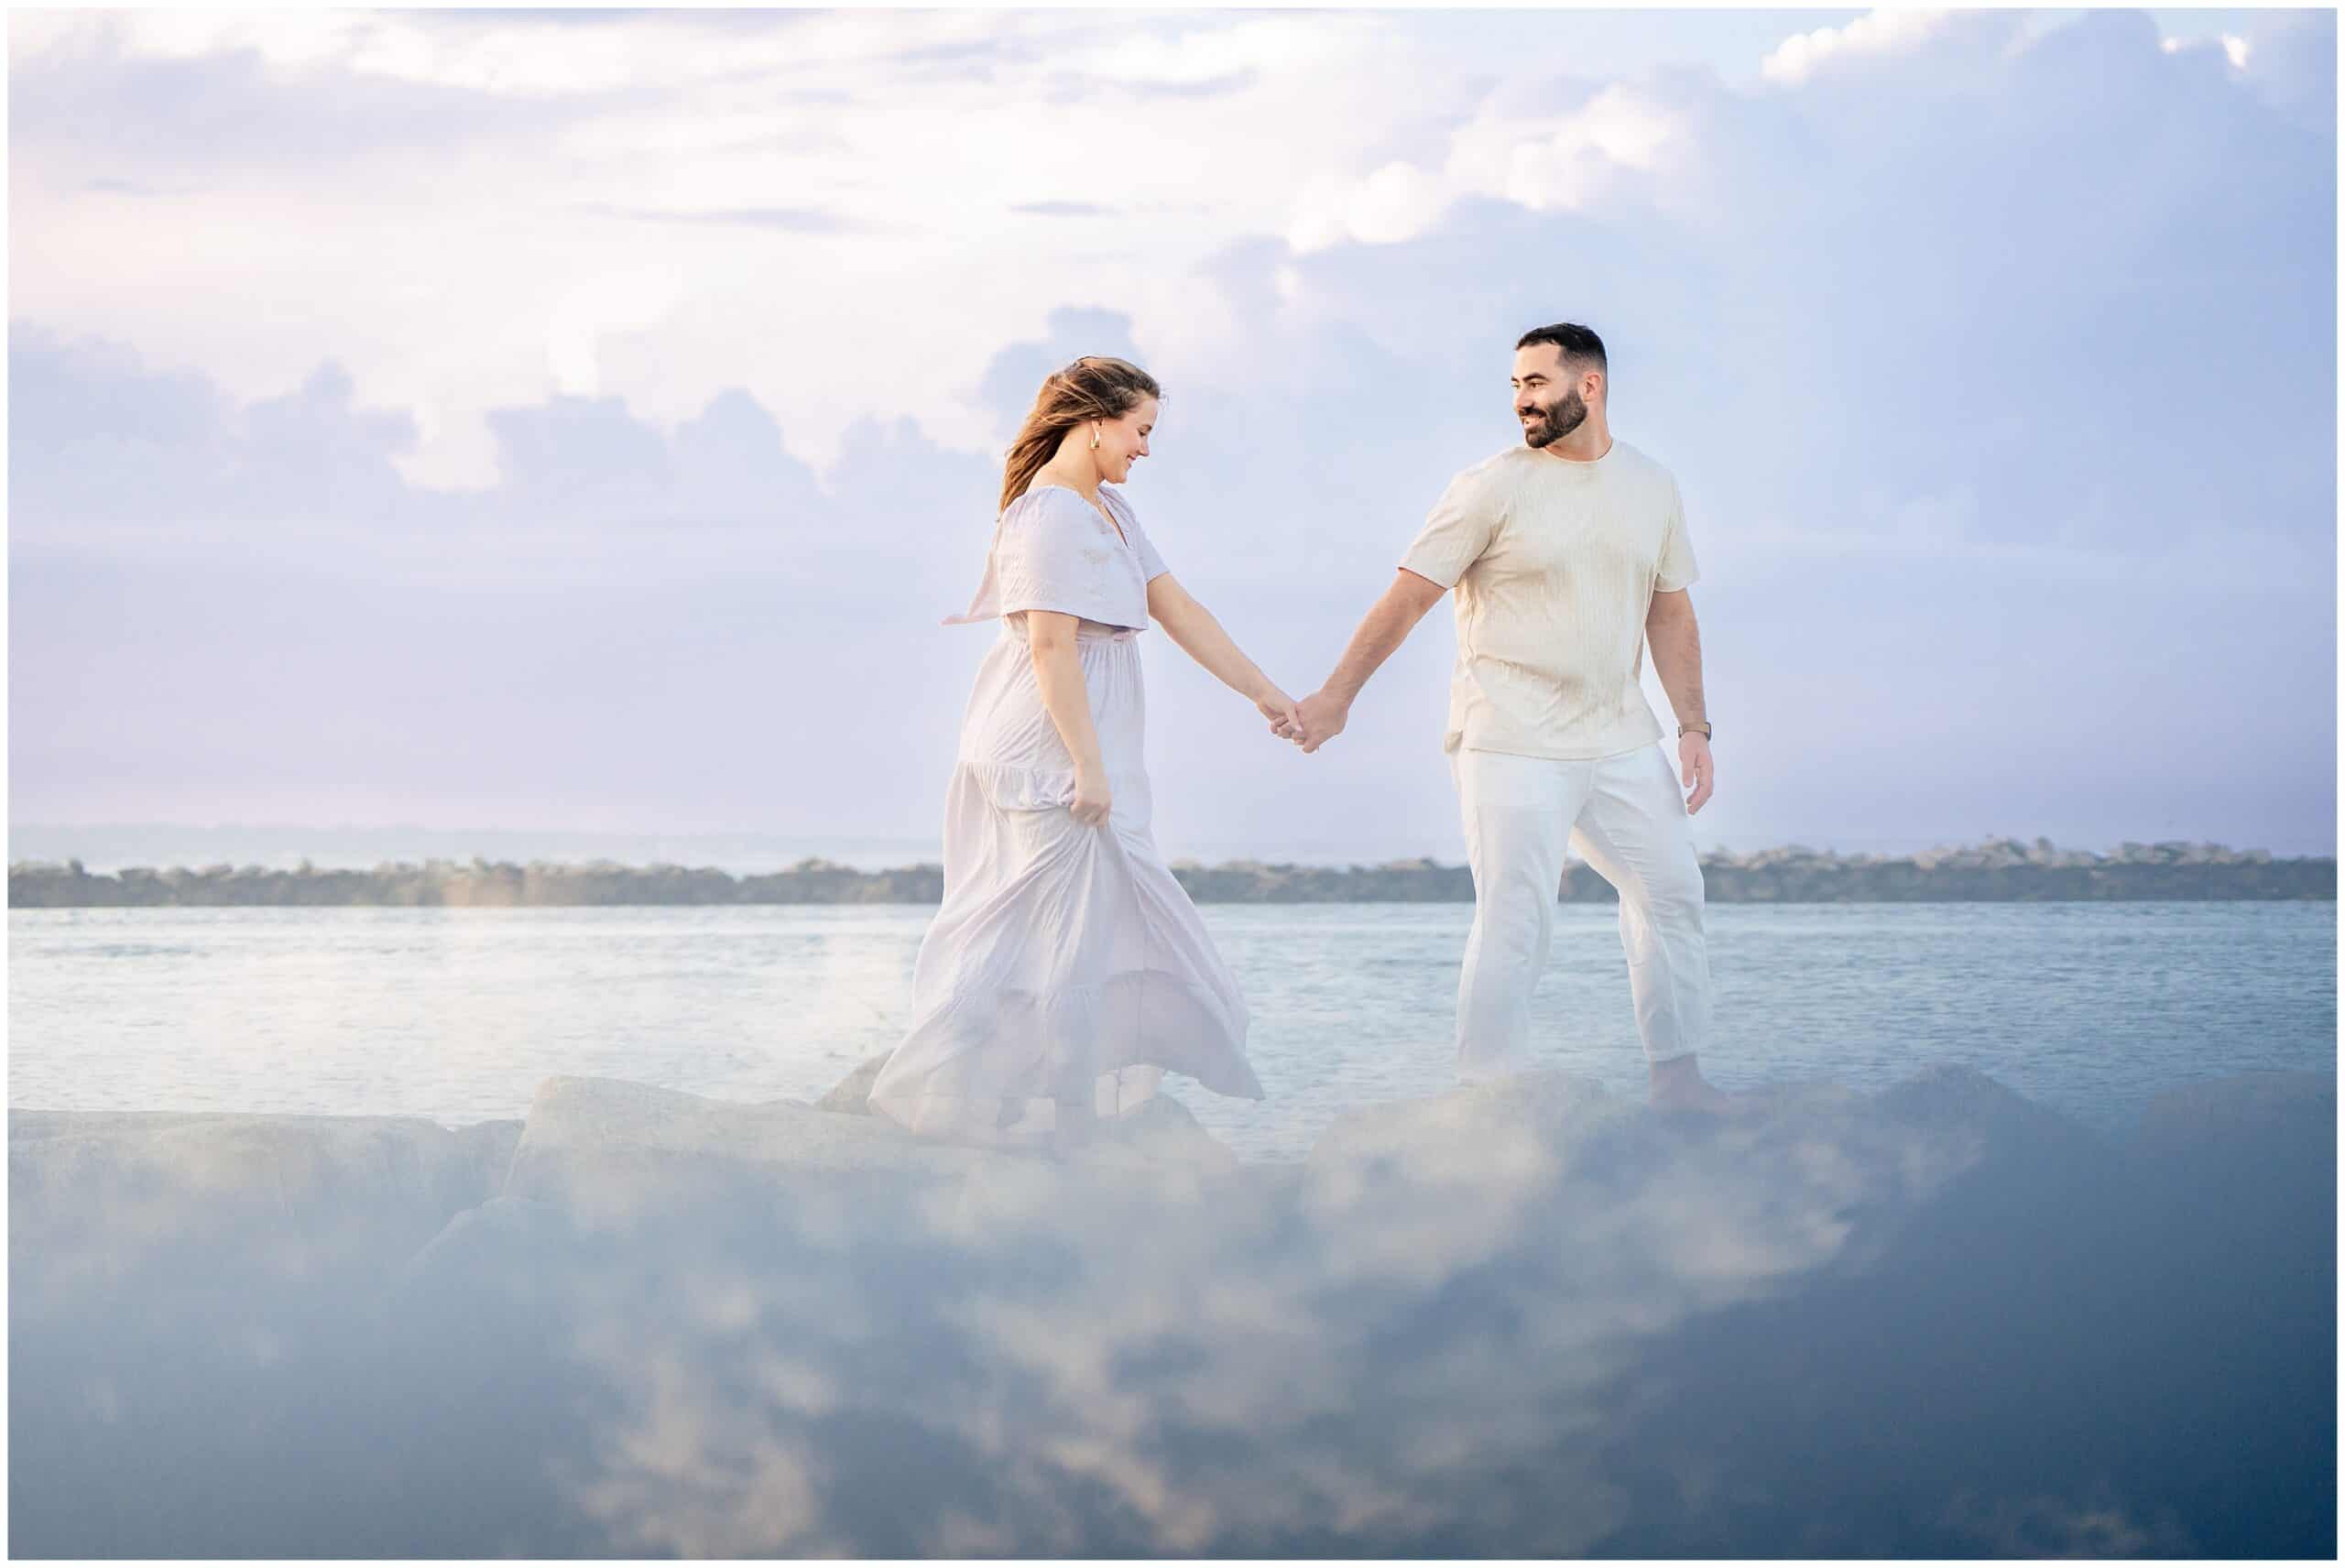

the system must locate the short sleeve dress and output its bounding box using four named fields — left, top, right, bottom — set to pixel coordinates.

left=867, top=484, right=1265, bottom=1142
